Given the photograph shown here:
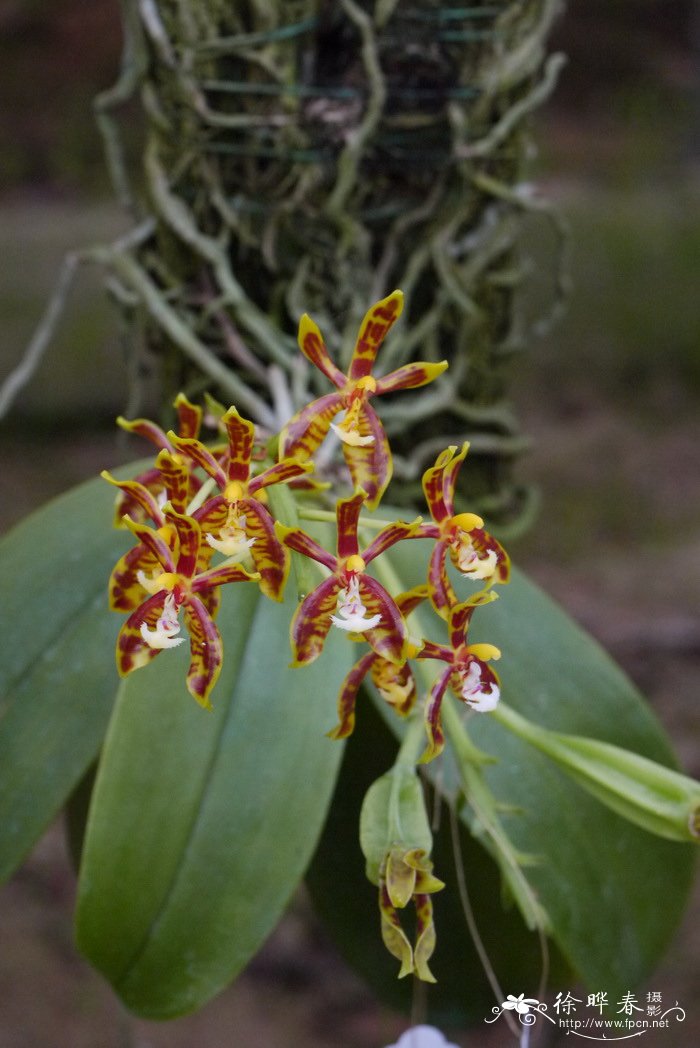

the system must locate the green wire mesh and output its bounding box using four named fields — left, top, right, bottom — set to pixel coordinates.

left=94, top=0, right=569, bottom=529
